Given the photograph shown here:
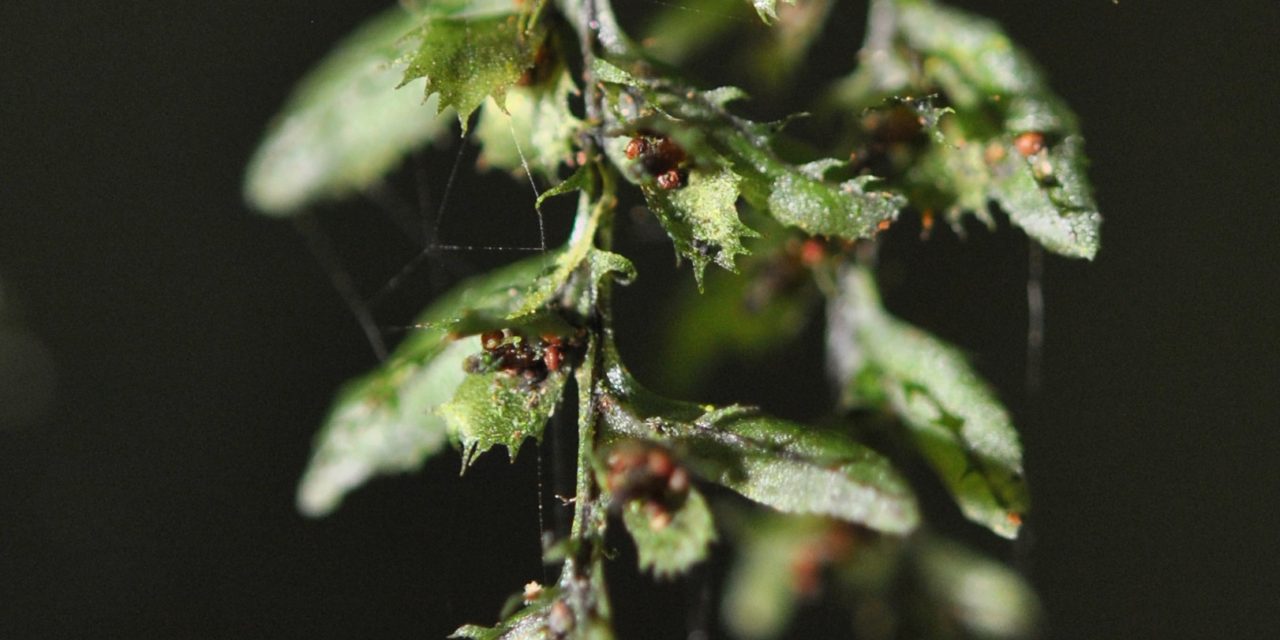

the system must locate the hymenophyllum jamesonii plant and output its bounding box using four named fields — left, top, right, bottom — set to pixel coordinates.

left=245, top=0, right=1101, bottom=637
